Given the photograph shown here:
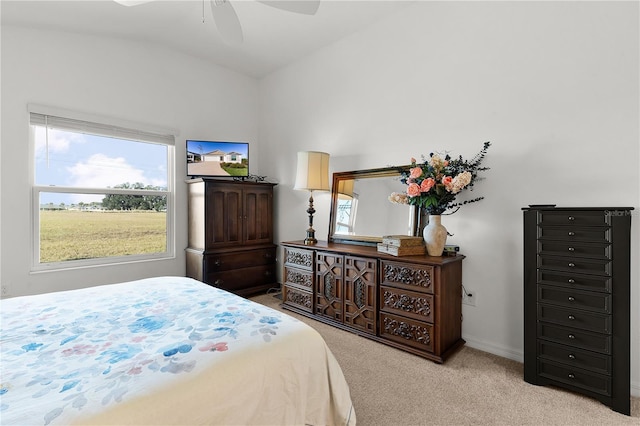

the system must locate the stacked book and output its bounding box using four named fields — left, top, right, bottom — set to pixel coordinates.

left=377, top=235, right=426, bottom=256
